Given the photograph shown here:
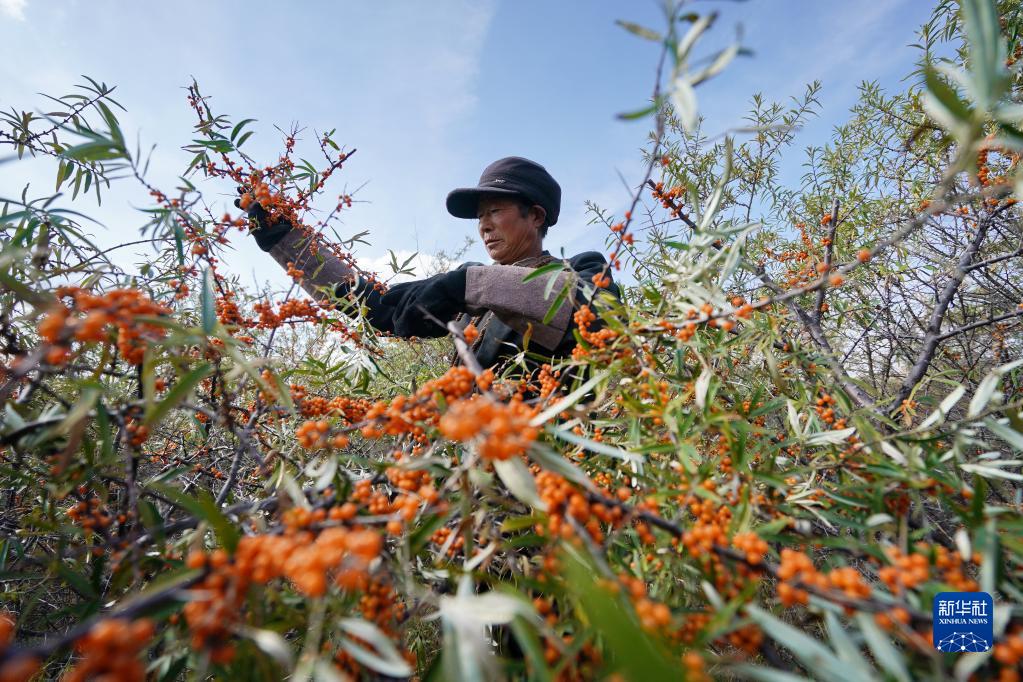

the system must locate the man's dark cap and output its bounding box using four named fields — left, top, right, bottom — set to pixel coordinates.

left=446, top=157, right=561, bottom=227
